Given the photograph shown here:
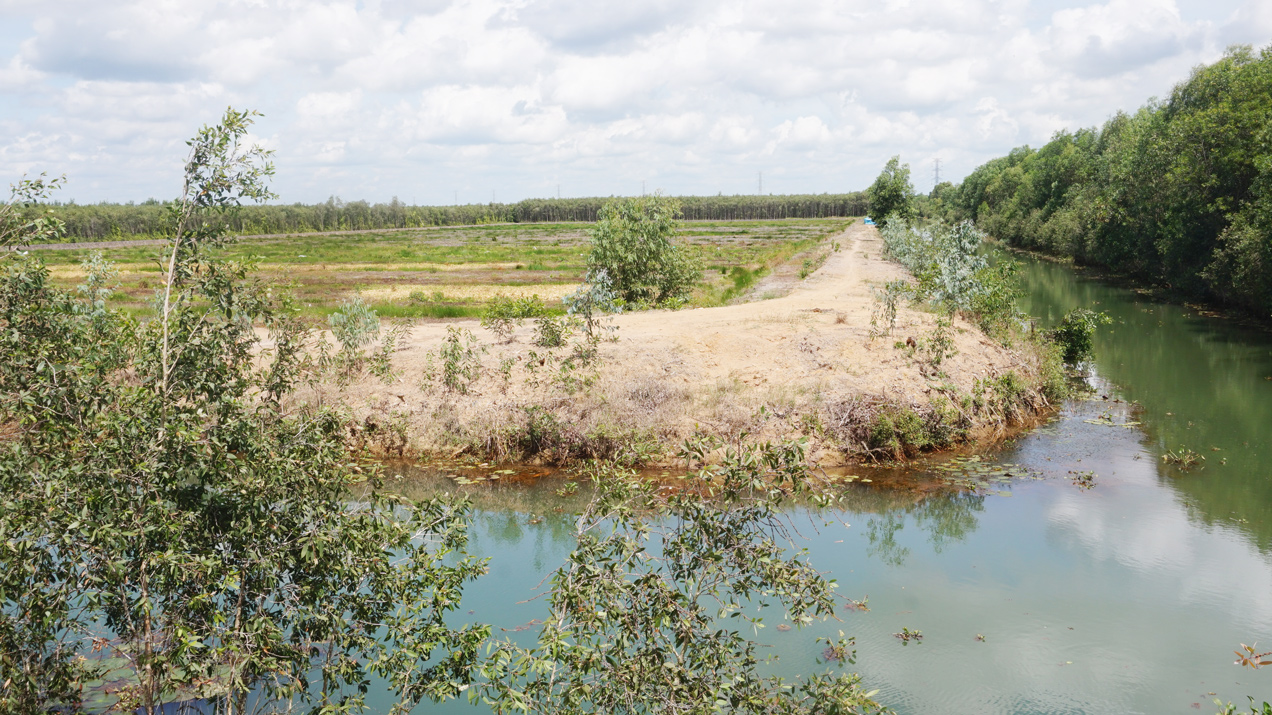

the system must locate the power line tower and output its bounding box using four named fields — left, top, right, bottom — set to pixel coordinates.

left=758, top=171, right=763, bottom=195
left=933, top=158, right=942, bottom=189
